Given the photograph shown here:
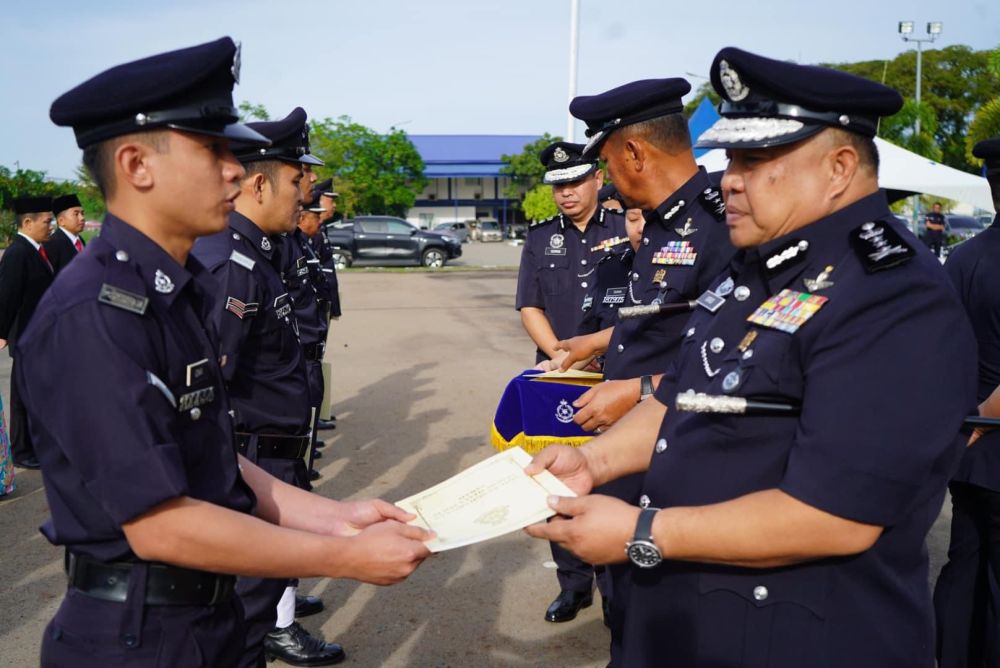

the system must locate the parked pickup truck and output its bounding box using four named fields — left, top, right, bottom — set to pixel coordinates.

left=322, top=216, right=463, bottom=269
